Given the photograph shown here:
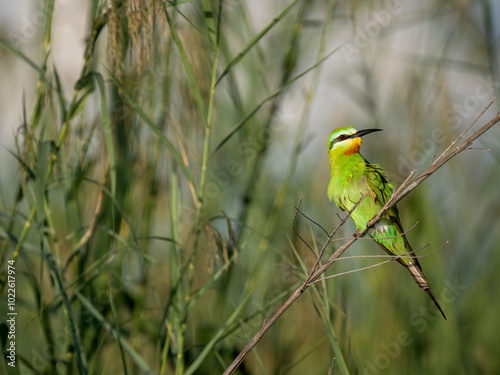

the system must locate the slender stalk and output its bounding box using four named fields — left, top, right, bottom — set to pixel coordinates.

left=196, top=47, right=219, bottom=222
